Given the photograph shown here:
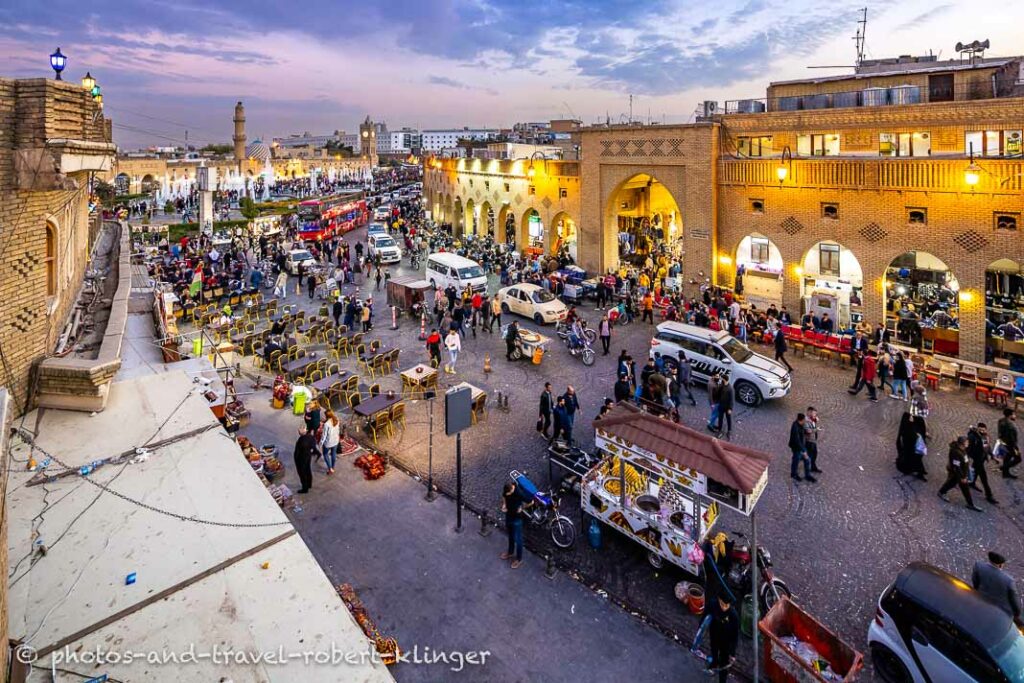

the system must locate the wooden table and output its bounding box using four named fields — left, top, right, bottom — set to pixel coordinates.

left=283, top=356, right=316, bottom=378
left=354, top=393, right=403, bottom=417
left=359, top=346, right=393, bottom=362
left=400, top=364, right=437, bottom=392
left=449, top=381, right=485, bottom=401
